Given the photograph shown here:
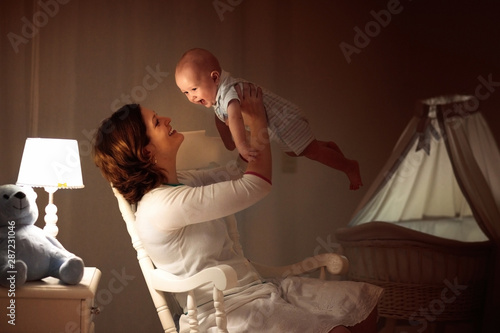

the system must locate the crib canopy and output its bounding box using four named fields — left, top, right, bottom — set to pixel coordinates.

left=349, top=95, right=500, bottom=244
